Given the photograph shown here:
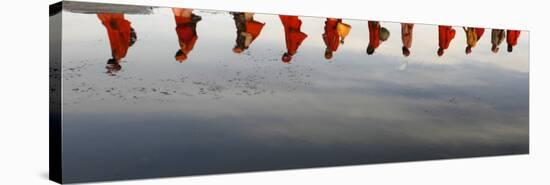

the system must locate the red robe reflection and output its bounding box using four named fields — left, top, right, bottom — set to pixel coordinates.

left=173, top=8, right=200, bottom=62
left=507, top=30, right=521, bottom=46
left=368, top=21, right=381, bottom=50
left=246, top=19, right=265, bottom=45
left=323, top=19, right=341, bottom=53
left=279, top=15, right=308, bottom=63
left=437, top=25, right=456, bottom=56
left=97, top=13, right=132, bottom=61
left=232, top=13, right=265, bottom=53
left=475, top=28, right=485, bottom=40
left=506, top=30, right=521, bottom=53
